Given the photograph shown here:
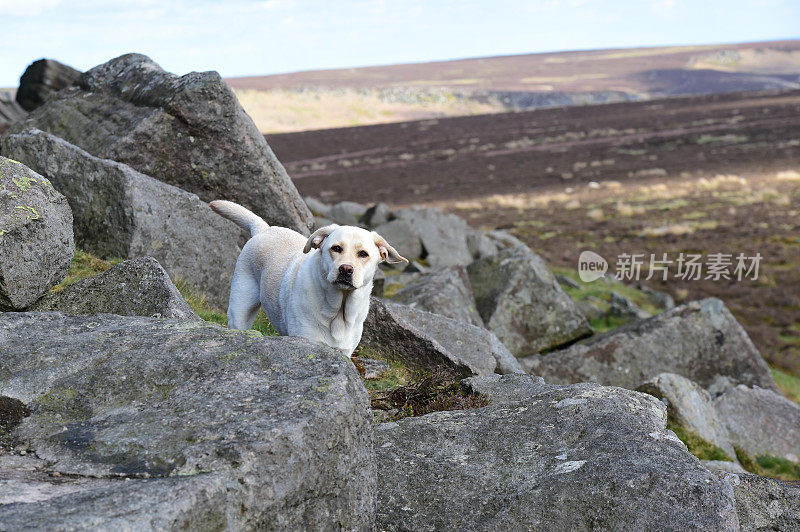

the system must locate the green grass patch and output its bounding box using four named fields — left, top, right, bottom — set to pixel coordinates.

left=771, top=367, right=800, bottom=404
left=667, top=419, right=732, bottom=462
left=552, top=266, right=662, bottom=315
left=53, top=249, right=122, bottom=291
left=588, top=314, right=632, bottom=334
left=353, top=347, right=413, bottom=394
left=736, top=447, right=800, bottom=481
left=552, top=266, right=665, bottom=333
